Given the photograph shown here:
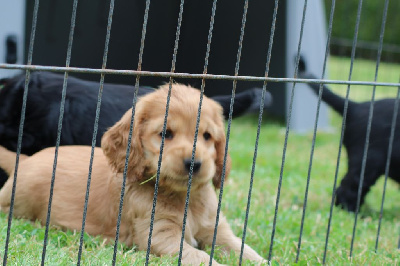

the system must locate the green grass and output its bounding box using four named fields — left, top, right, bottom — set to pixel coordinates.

left=1, top=56, right=400, bottom=265
left=328, top=56, right=400, bottom=100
